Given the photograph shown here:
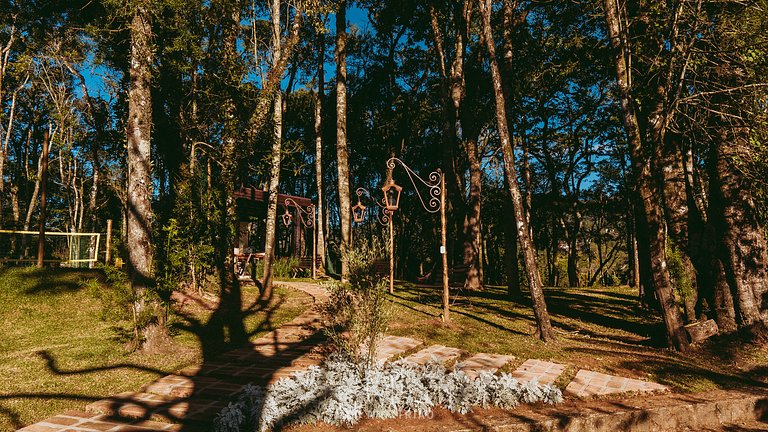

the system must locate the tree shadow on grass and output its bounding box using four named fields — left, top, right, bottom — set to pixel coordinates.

left=0, top=266, right=103, bottom=295
left=2, top=269, right=329, bottom=431
left=564, top=339, right=768, bottom=392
